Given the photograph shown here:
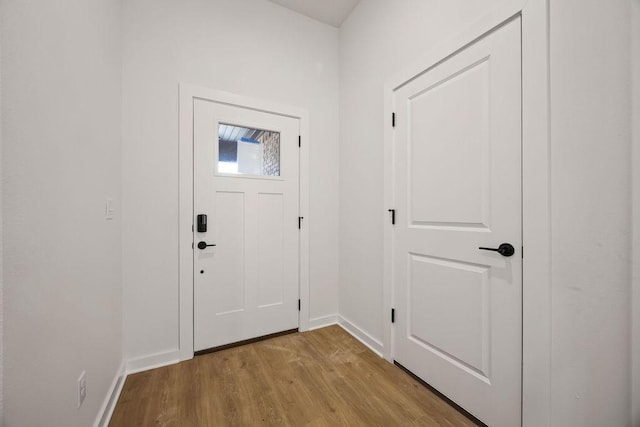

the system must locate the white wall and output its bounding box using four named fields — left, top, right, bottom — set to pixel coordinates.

left=122, top=0, right=340, bottom=363
left=339, top=0, right=633, bottom=426
left=1, top=1, right=123, bottom=425
left=549, top=1, right=631, bottom=425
